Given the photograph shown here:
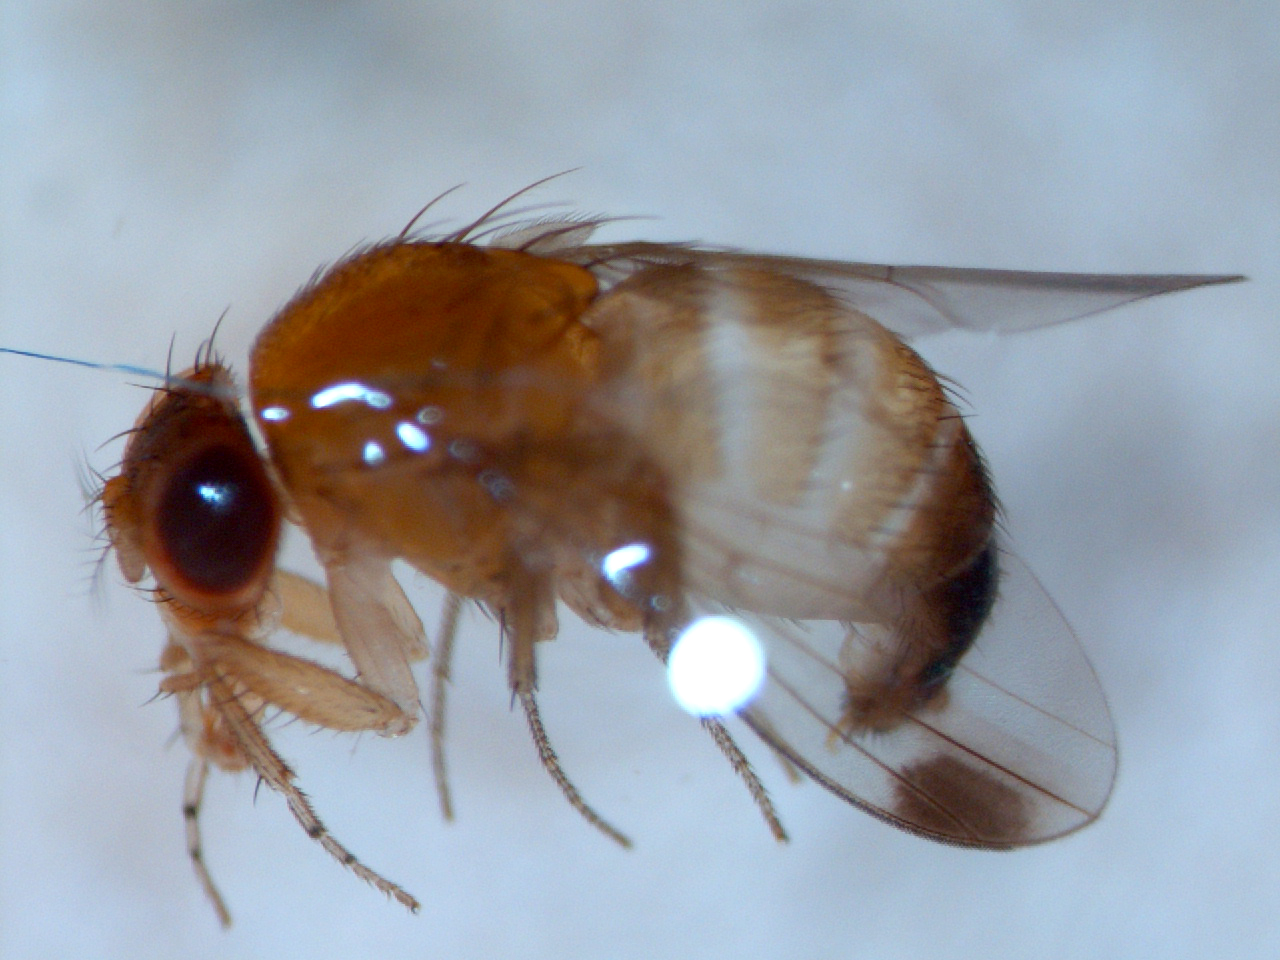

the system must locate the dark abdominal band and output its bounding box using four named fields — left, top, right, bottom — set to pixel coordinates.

left=918, top=540, right=999, bottom=693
